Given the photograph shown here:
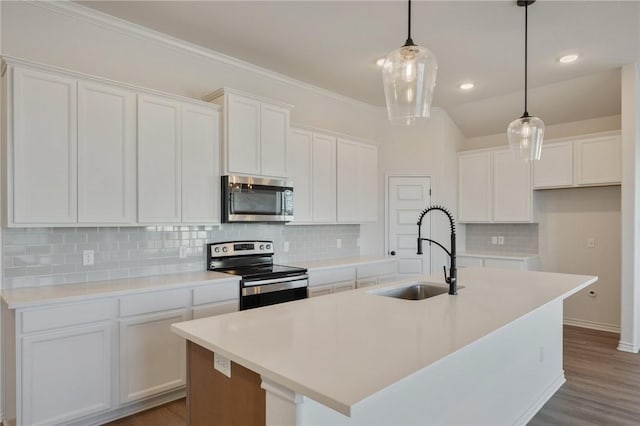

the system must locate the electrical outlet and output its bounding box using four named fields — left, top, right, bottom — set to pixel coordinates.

left=179, top=246, right=188, bottom=259
left=336, top=239, right=342, bottom=249
left=498, top=236, right=504, bottom=245
left=214, top=353, right=231, bottom=378
left=587, top=238, right=596, bottom=248
left=283, top=241, right=290, bottom=252
left=491, top=236, right=498, bottom=245
left=82, top=250, right=94, bottom=266
left=356, top=238, right=361, bottom=248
